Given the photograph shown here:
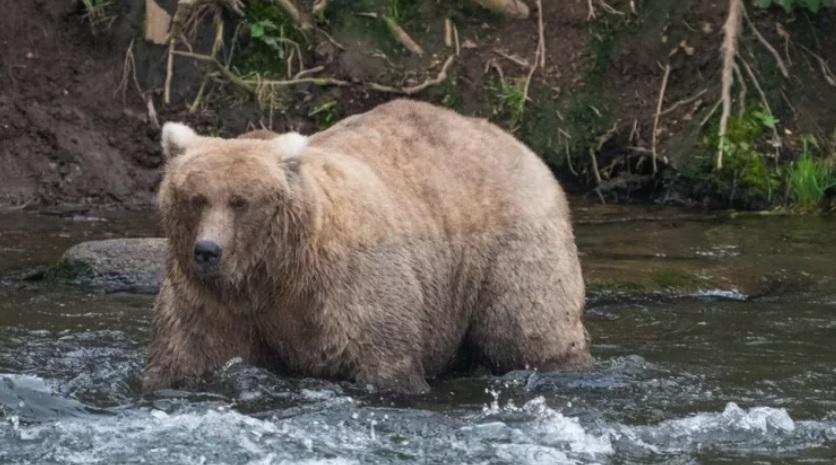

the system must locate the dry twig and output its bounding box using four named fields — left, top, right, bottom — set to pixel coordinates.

left=661, top=88, right=707, bottom=116
left=493, top=50, right=529, bottom=68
